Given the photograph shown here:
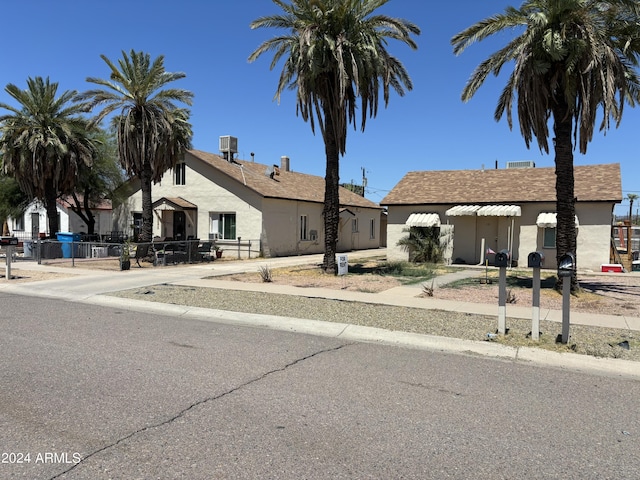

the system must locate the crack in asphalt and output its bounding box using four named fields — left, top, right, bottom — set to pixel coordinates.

left=47, top=342, right=353, bottom=480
